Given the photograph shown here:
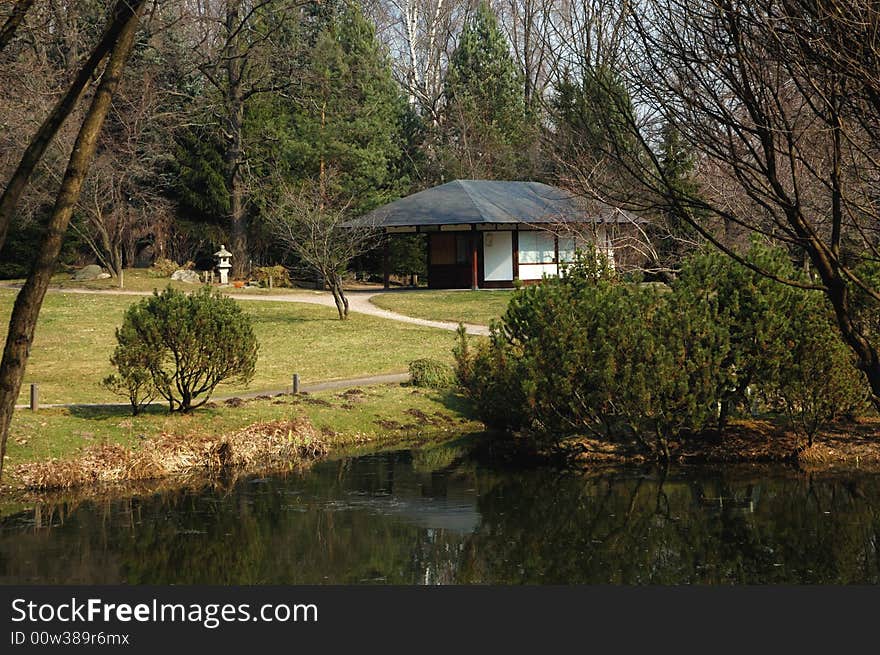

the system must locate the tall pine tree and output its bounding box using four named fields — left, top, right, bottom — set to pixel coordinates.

left=652, top=121, right=704, bottom=271
left=439, top=2, right=531, bottom=180
left=286, top=2, right=407, bottom=214
left=550, top=65, right=637, bottom=171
